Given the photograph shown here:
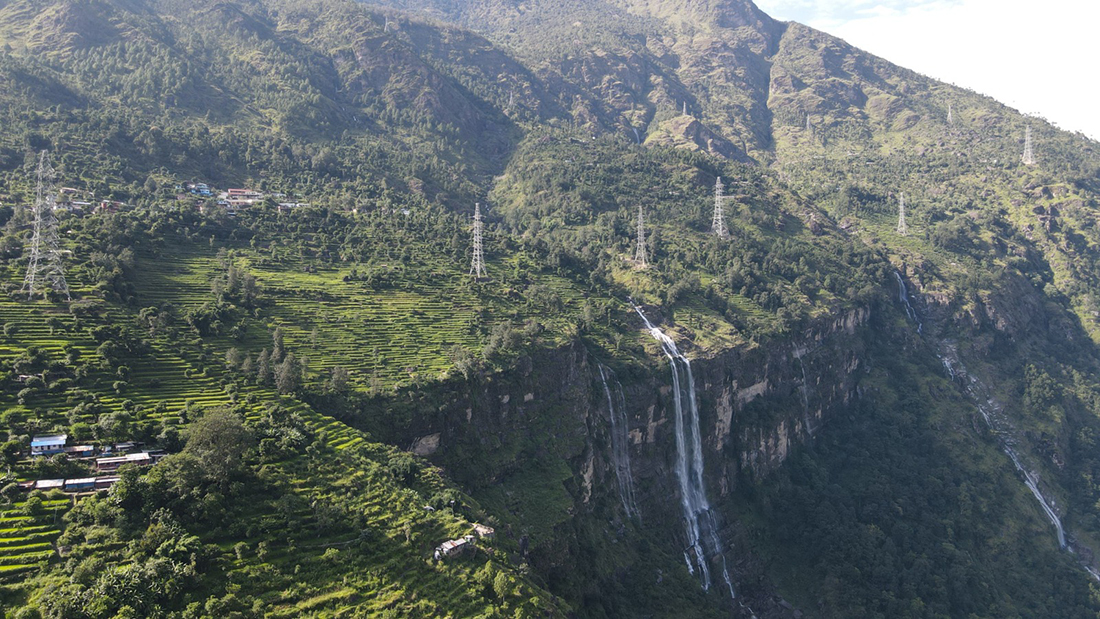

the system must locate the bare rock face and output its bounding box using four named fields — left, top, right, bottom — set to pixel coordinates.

left=645, top=114, right=741, bottom=159
left=410, top=432, right=441, bottom=456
